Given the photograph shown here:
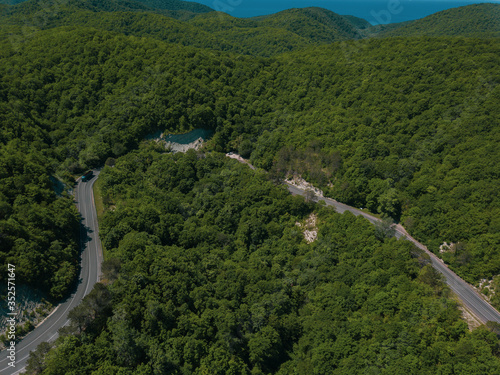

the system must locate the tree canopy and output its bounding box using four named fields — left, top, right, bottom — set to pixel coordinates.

left=26, top=148, right=500, bottom=374
left=0, top=14, right=499, bottom=305
left=0, top=3, right=499, bottom=372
